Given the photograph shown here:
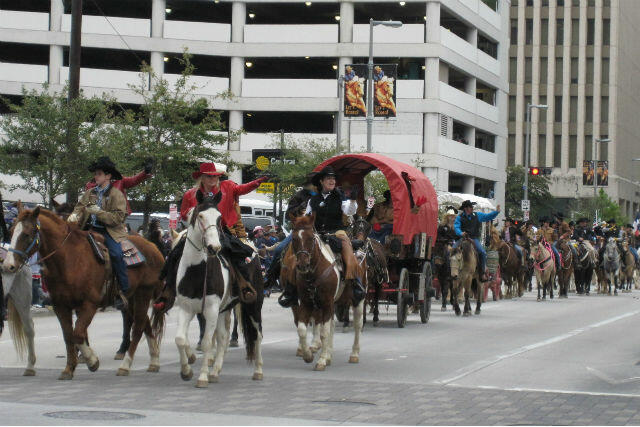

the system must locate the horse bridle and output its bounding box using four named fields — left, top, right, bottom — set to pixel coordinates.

left=532, top=241, right=553, bottom=271
left=294, top=231, right=320, bottom=275
left=186, top=215, right=221, bottom=253
left=8, top=219, right=72, bottom=268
